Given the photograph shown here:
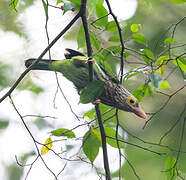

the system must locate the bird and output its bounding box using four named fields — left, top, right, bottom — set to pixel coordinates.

left=25, top=48, right=147, bottom=119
